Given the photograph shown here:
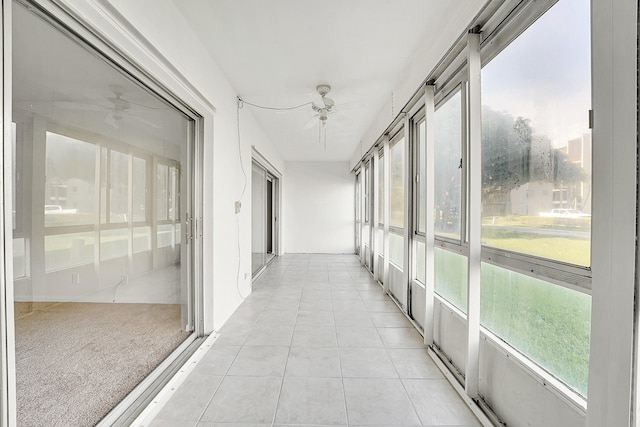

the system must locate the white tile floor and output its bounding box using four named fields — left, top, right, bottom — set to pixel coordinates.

left=149, top=254, right=480, bottom=427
